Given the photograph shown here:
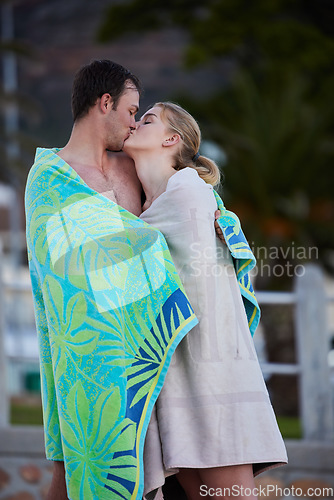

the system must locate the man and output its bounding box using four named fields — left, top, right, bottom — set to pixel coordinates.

left=48, top=59, right=144, bottom=500
left=58, top=59, right=143, bottom=216
left=25, top=60, right=200, bottom=500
